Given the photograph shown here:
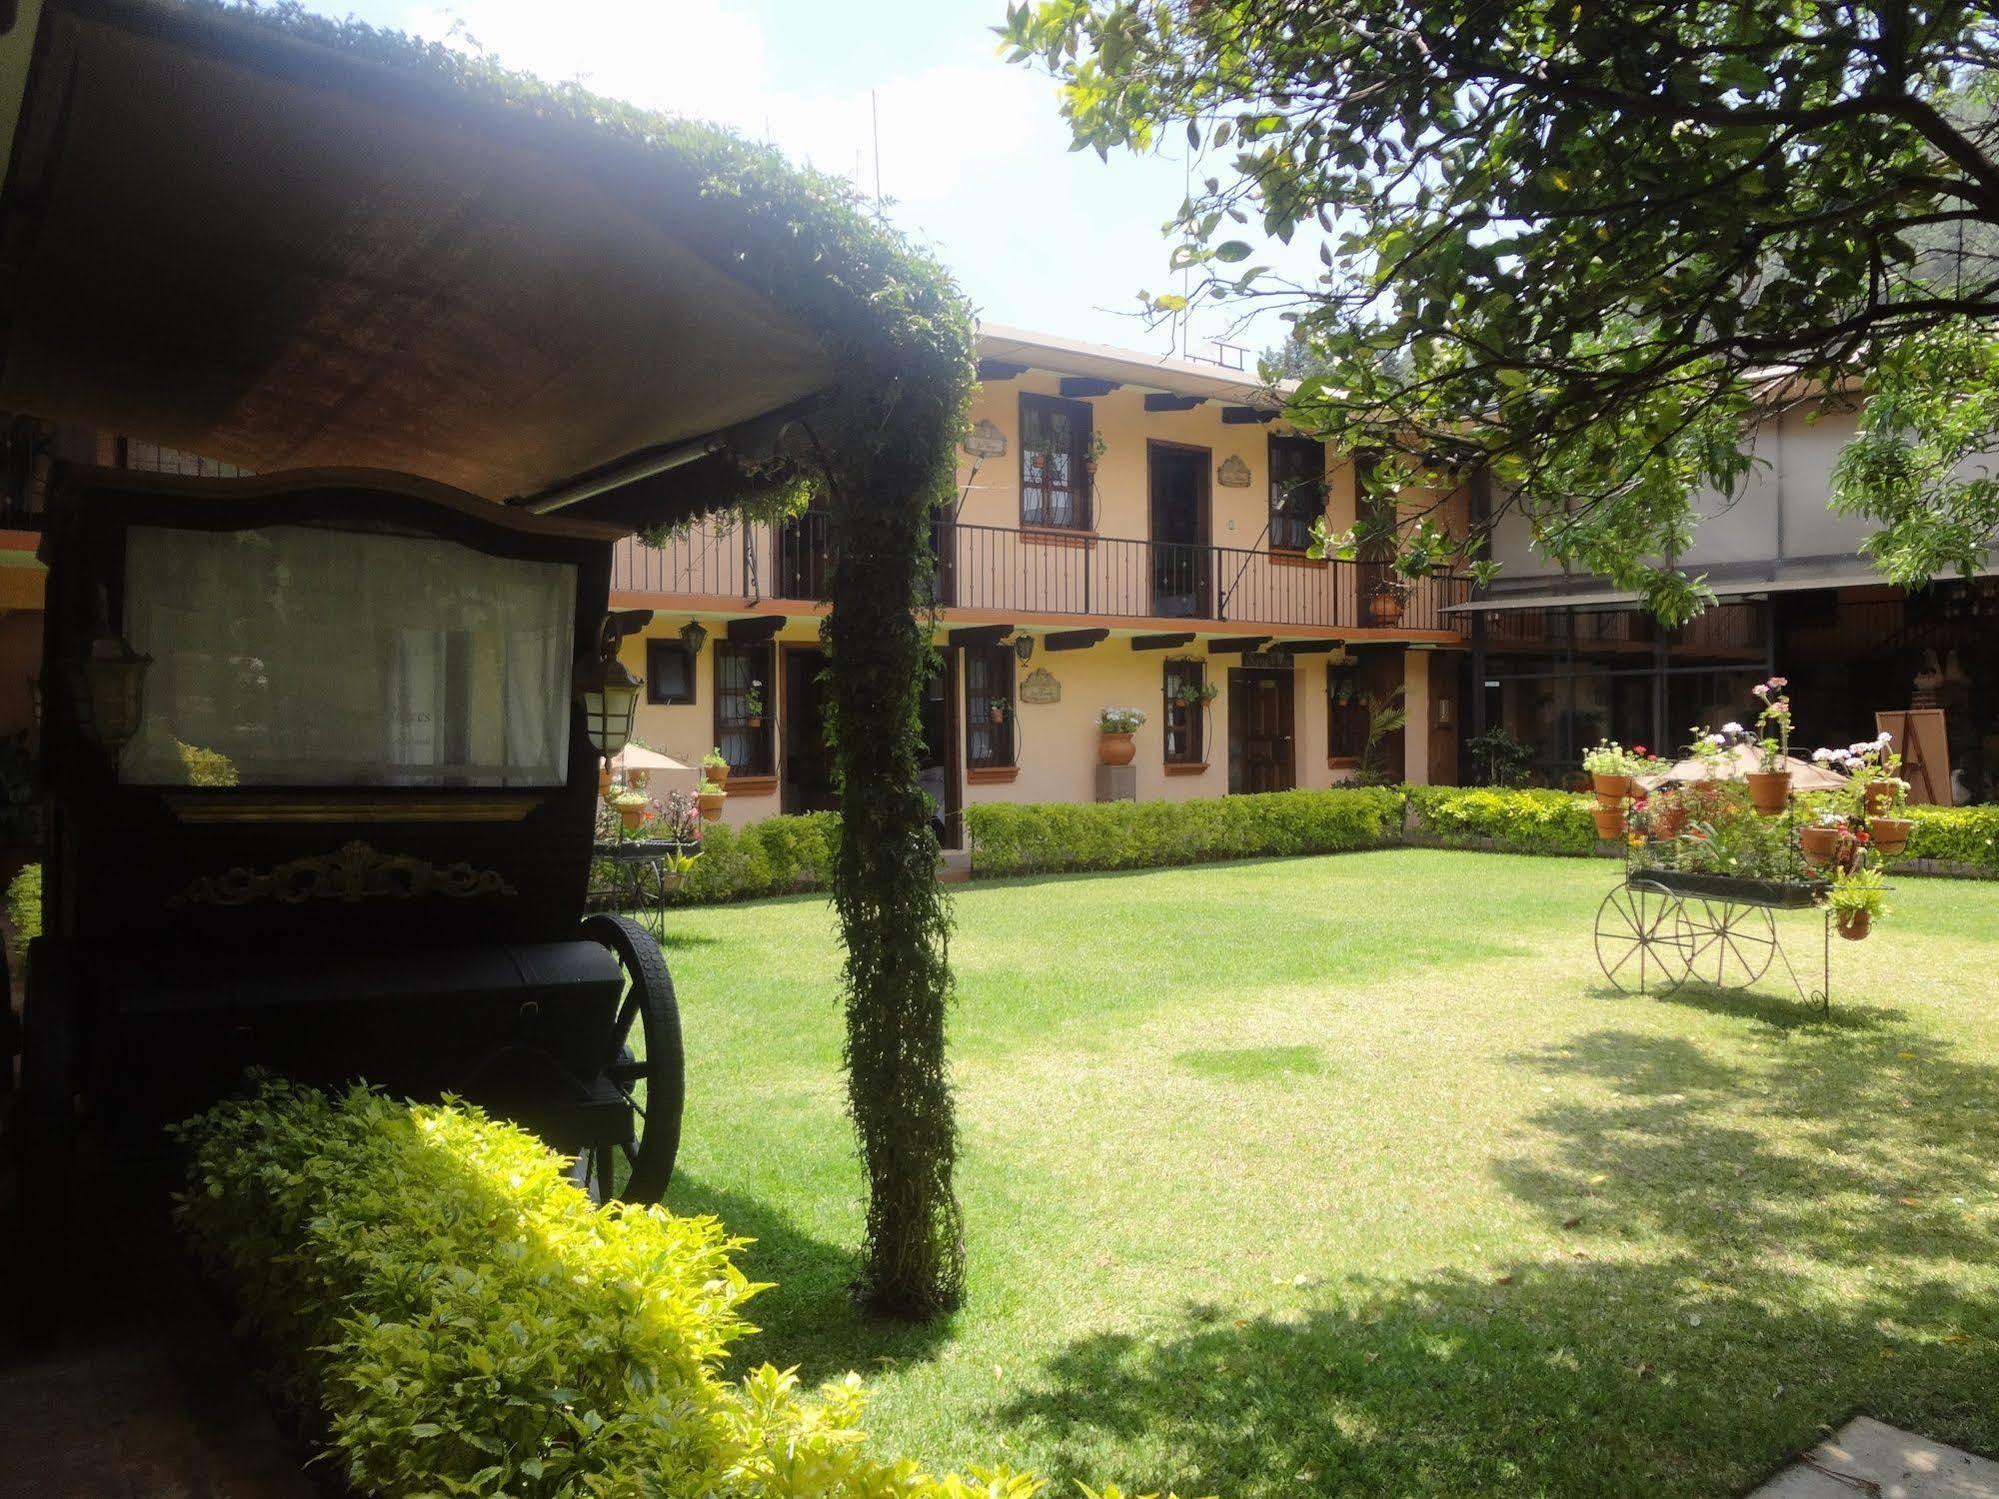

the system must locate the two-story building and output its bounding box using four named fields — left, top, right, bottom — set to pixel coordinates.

left=611, top=326, right=1473, bottom=840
